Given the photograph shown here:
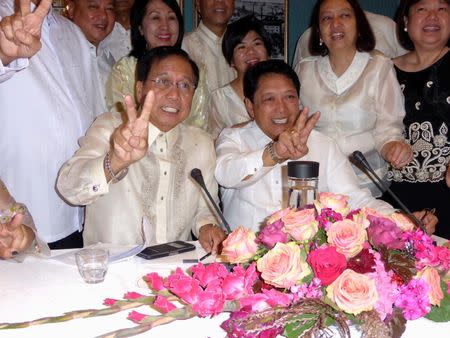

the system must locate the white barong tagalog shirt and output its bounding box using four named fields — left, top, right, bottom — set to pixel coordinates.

left=215, top=122, right=394, bottom=233
left=57, top=112, right=219, bottom=246
left=295, top=51, right=406, bottom=197
left=0, top=1, right=100, bottom=242
left=207, top=84, right=250, bottom=139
